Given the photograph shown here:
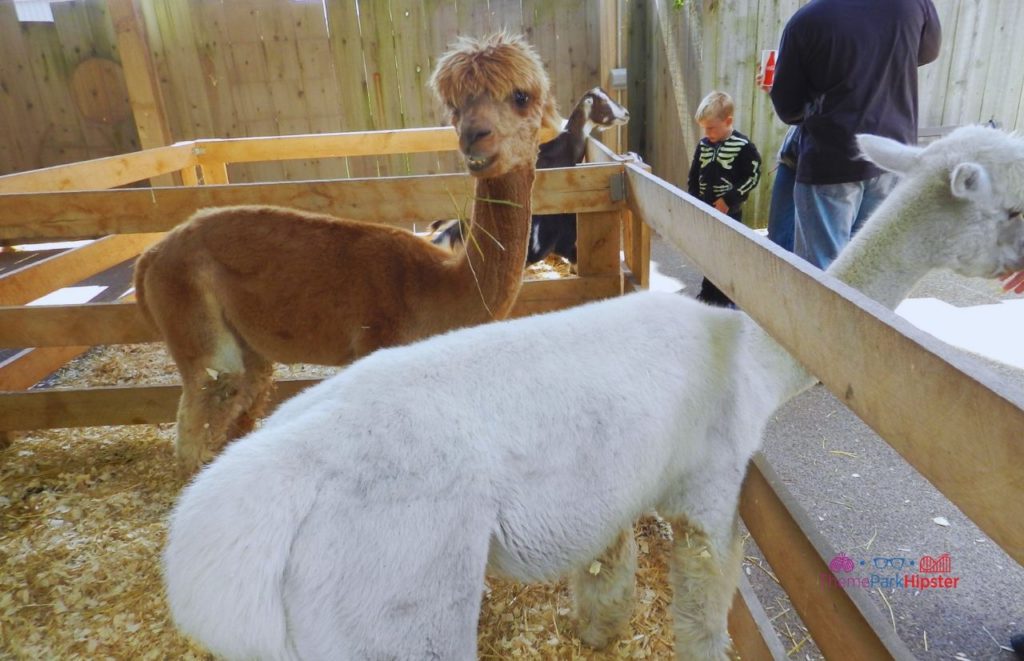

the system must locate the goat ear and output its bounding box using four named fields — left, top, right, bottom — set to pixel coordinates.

left=950, top=162, right=993, bottom=201
left=856, top=134, right=921, bottom=174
